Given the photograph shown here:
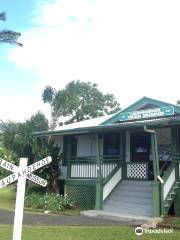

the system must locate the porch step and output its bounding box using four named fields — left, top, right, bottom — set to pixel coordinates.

left=162, top=181, right=180, bottom=215
left=103, top=180, right=153, bottom=217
